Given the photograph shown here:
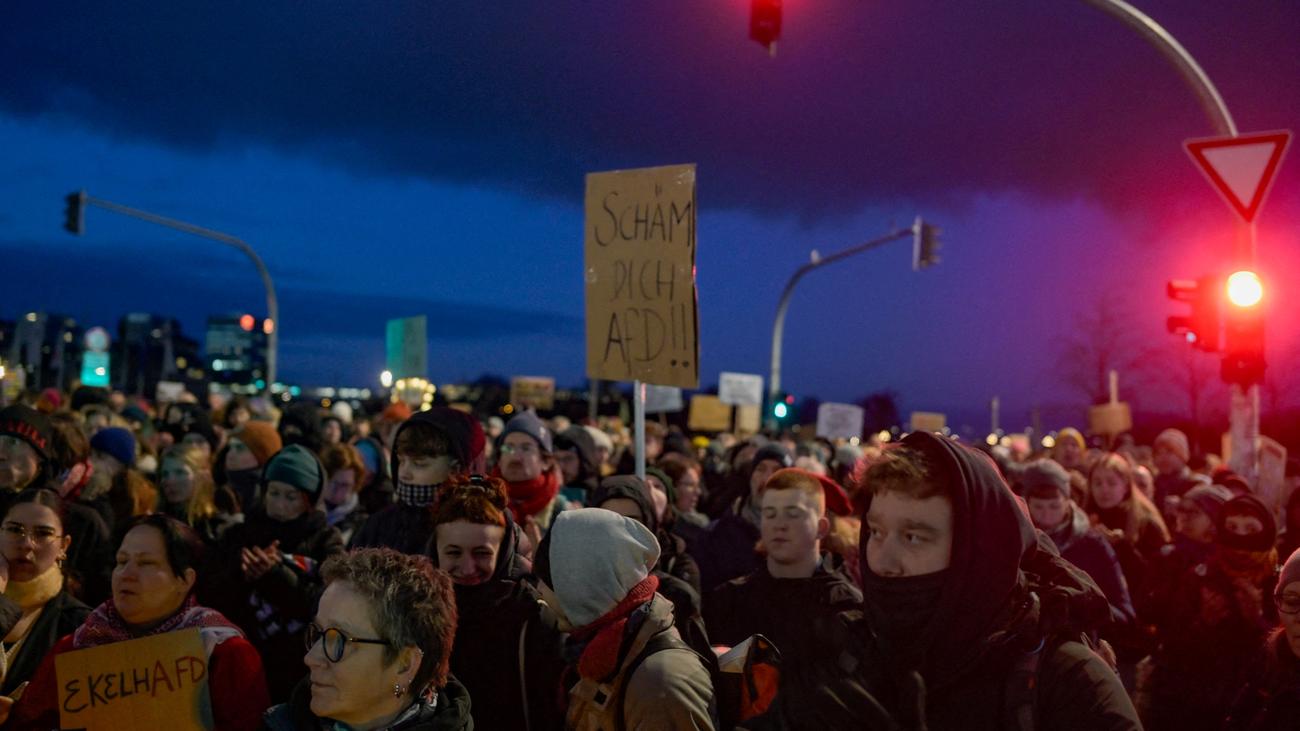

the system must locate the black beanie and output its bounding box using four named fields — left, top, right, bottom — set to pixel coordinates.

left=751, top=443, right=793, bottom=470
left=0, top=406, right=53, bottom=463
